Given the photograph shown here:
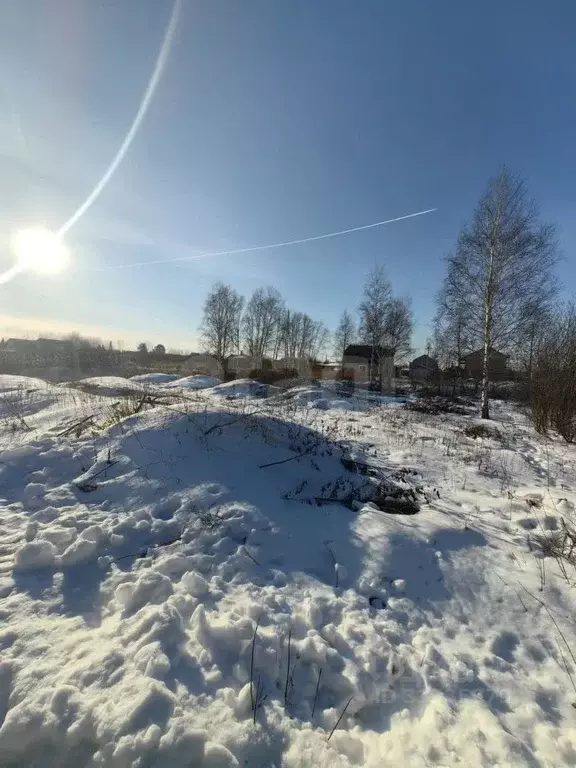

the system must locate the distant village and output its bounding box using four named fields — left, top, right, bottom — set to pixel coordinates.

left=0, top=335, right=513, bottom=394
